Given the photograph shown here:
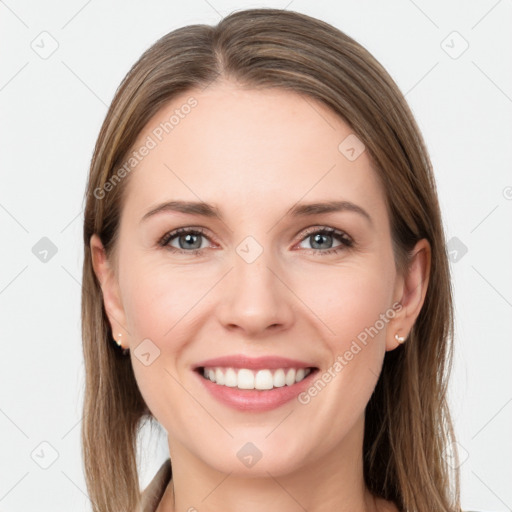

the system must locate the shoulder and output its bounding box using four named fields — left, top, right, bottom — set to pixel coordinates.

left=140, top=459, right=172, bottom=512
